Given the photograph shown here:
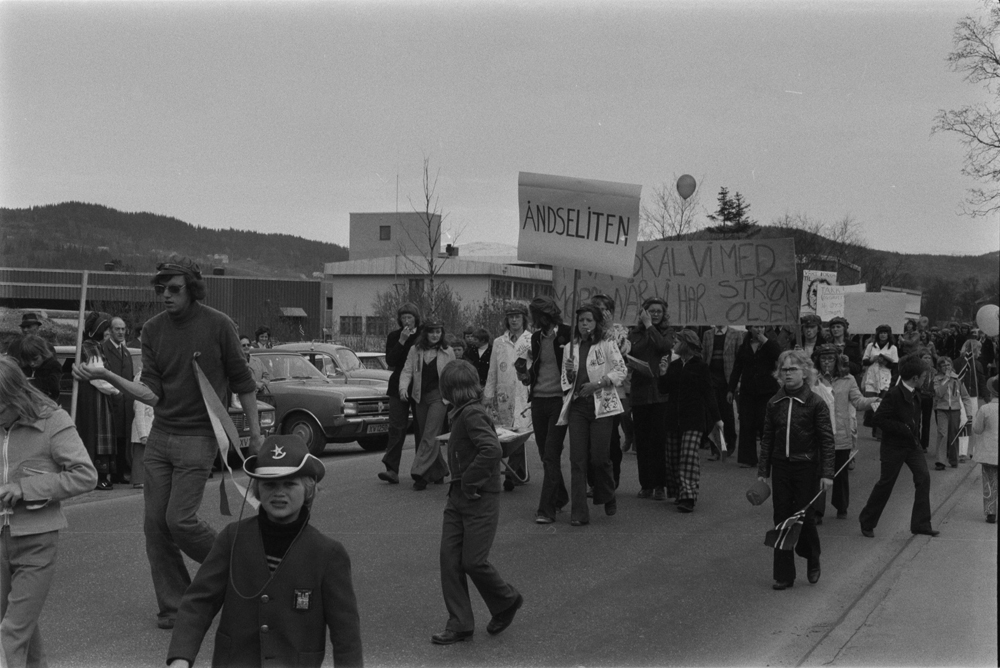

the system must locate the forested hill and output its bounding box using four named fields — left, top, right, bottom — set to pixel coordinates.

left=0, top=202, right=348, bottom=278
